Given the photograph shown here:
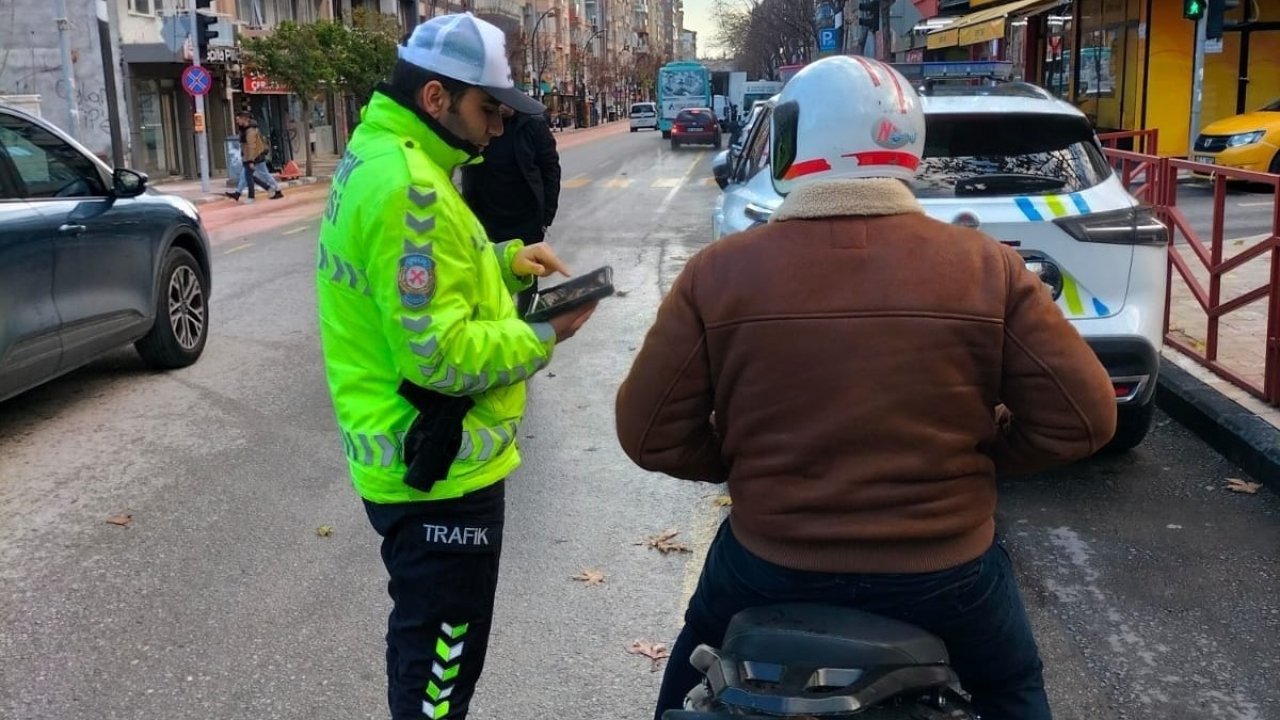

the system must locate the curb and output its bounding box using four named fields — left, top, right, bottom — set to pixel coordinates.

left=186, top=175, right=330, bottom=206
left=1155, top=358, right=1280, bottom=487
